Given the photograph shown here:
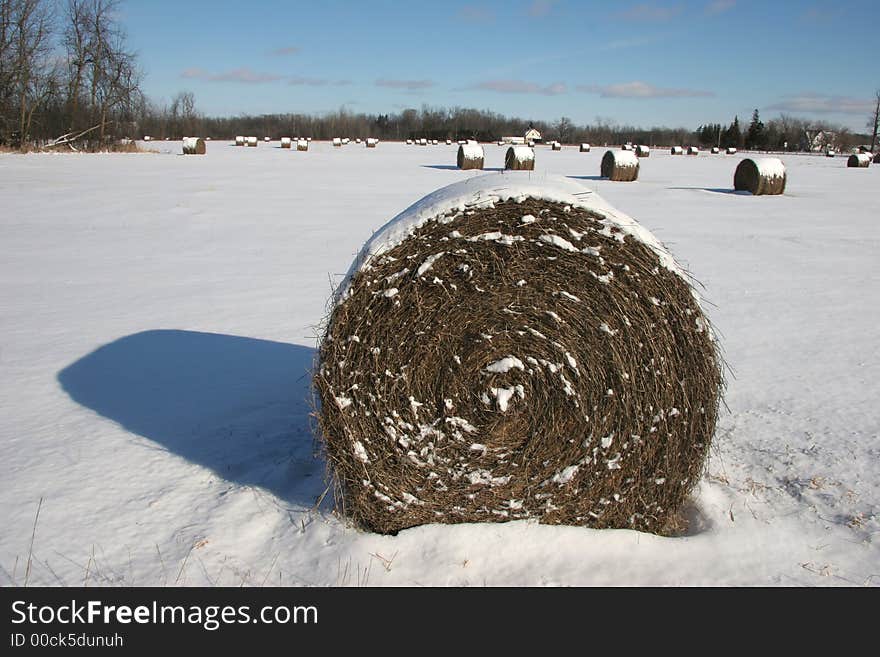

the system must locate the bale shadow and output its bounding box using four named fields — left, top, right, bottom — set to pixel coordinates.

left=566, top=175, right=604, bottom=181
left=422, top=165, right=504, bottom=172
left=57, top=330, right=324, bottom=507
left=667, top=186, right=753, bottom=195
